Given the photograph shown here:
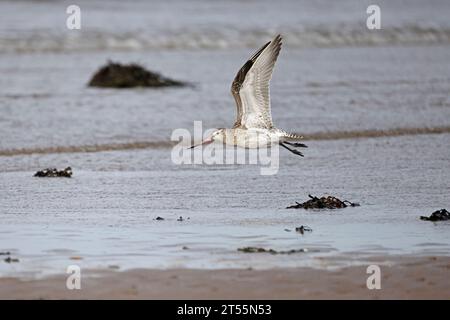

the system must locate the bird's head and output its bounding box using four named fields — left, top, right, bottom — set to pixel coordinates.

left=189, top=128, right=225, bottom=149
